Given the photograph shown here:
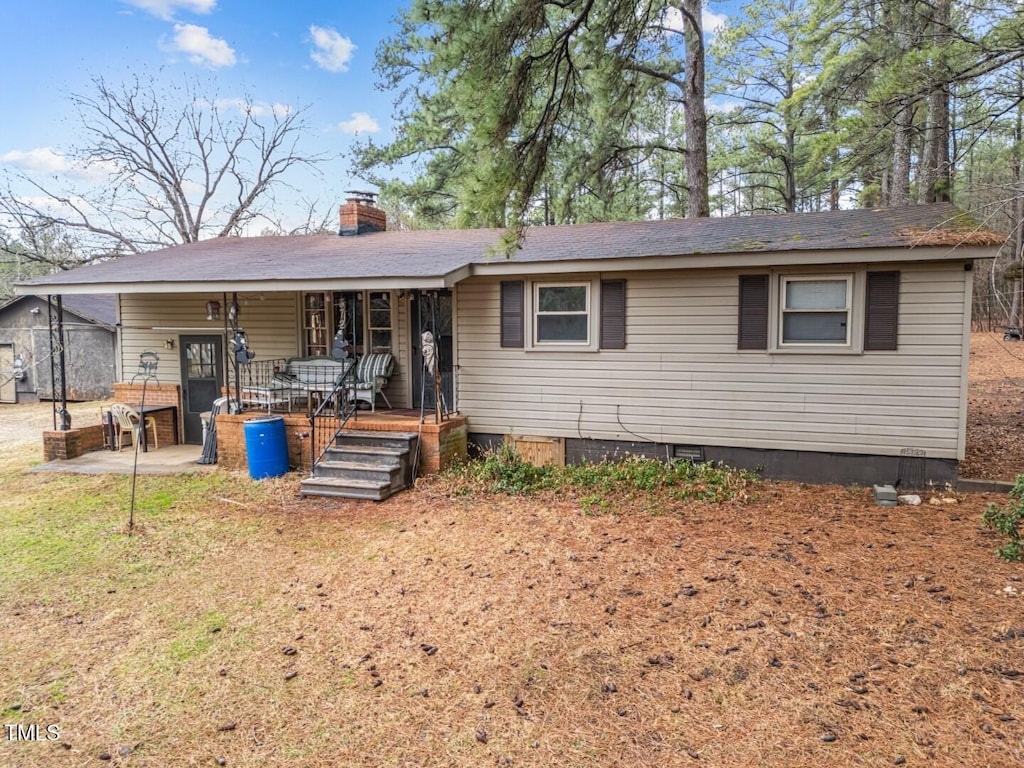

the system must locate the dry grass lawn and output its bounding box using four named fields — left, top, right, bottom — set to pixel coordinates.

left=0, top=334, right=1022, bottom=767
